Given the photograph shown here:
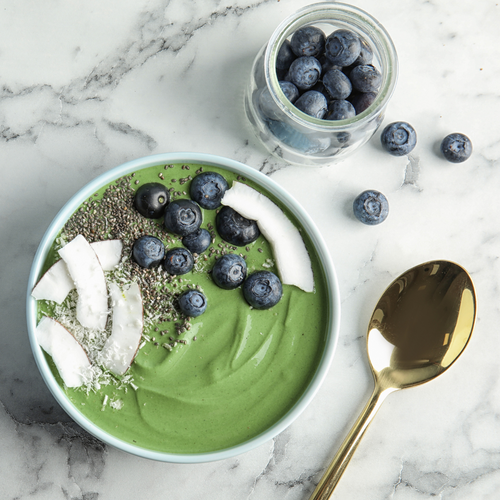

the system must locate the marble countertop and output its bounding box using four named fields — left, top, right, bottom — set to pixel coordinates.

left=1, top=0, right=499, bottom=498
